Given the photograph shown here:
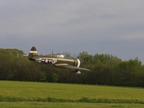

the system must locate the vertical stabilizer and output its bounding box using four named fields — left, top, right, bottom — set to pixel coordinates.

left=28, top=46, right=38, bottom=60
